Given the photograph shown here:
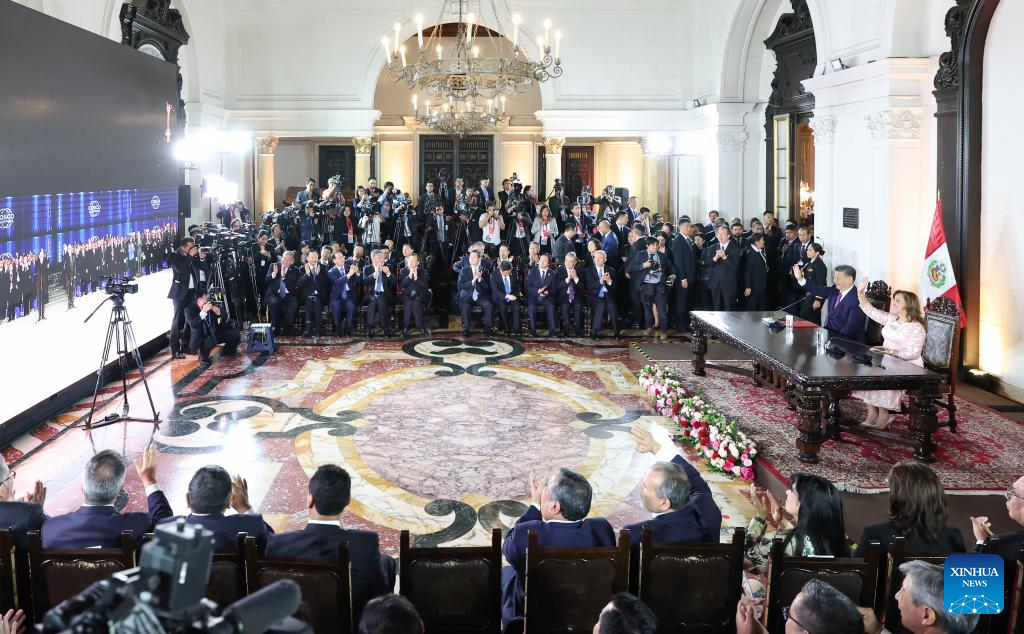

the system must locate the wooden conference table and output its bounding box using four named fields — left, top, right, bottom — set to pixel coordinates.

left=688, top=311, right=943, bottom=464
